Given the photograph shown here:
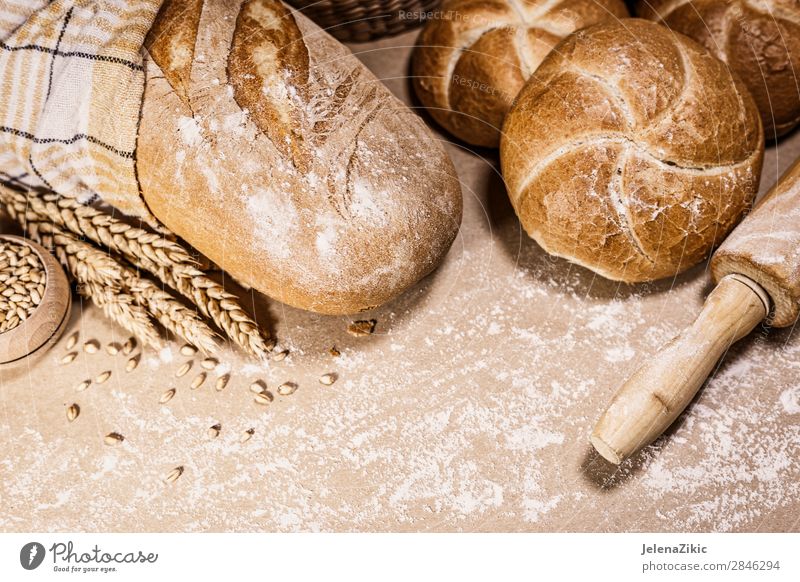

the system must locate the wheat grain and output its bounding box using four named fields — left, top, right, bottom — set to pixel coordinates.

left=164, top=466, right=184, bottom=483
left=0, top=240, right=45, bottom=332
left=123, top=337, right=136, bottom=355
left=347, top=319, right=377, bottom=337
left=104, top=432, right=124, bottom=446
left=176, top=361, right=192, bottom=377
left=249, top=380, right=266, bottom=394
left=319, top=373, right=337, bottom=386
left=180, top=344, right=197, bottom=357
left=126, top=355, right=140, bottom=372
left=253, top=391, right=273, bottom=405
left=190, top=373, right=206, bottom=390
left=159, top=388, right=176, bottom=404
left=83, top=340, right=100, bottom=354
left=66, top=403, right=80, bottom=422
left=215, top=374, right=230, bottom=392
left=65, top=331, right=79, bottom=350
